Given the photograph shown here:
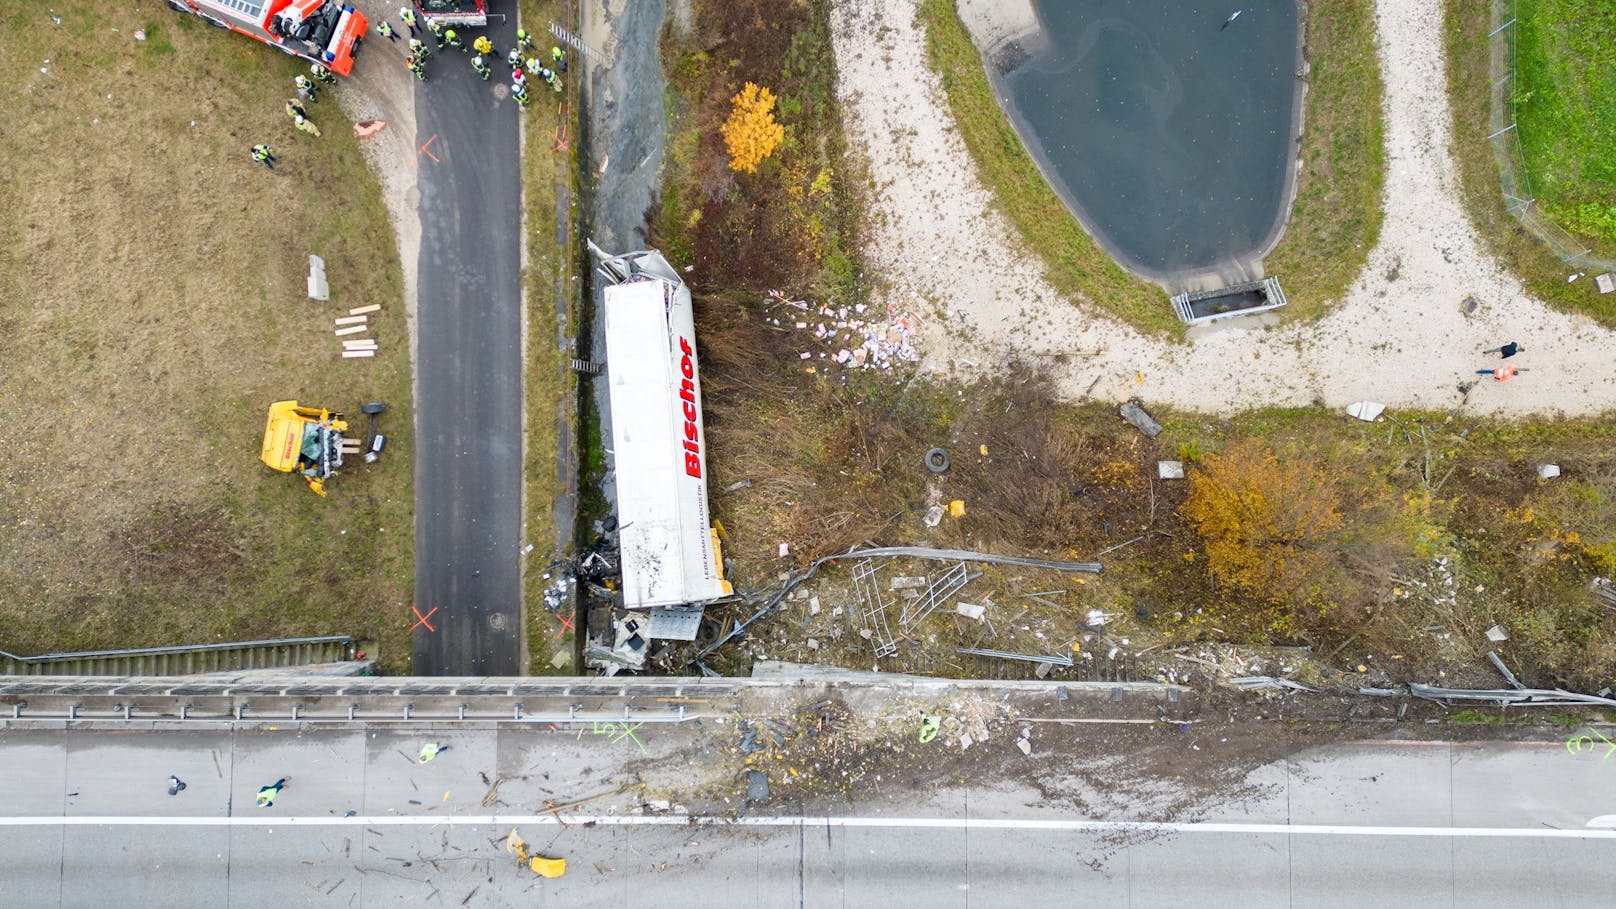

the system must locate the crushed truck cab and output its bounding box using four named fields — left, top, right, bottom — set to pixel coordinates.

left=261, top=401, right=349, bottom=496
